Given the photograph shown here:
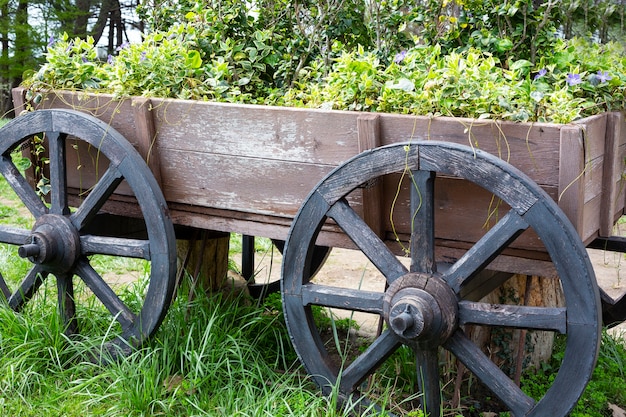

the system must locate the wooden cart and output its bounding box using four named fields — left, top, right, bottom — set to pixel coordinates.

left=3, top=87, right=626, bottom=416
